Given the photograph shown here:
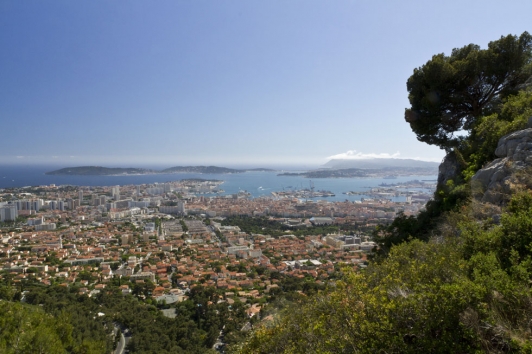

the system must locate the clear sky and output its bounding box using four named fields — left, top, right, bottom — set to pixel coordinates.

left=1, top=1, right=531, bottom=168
